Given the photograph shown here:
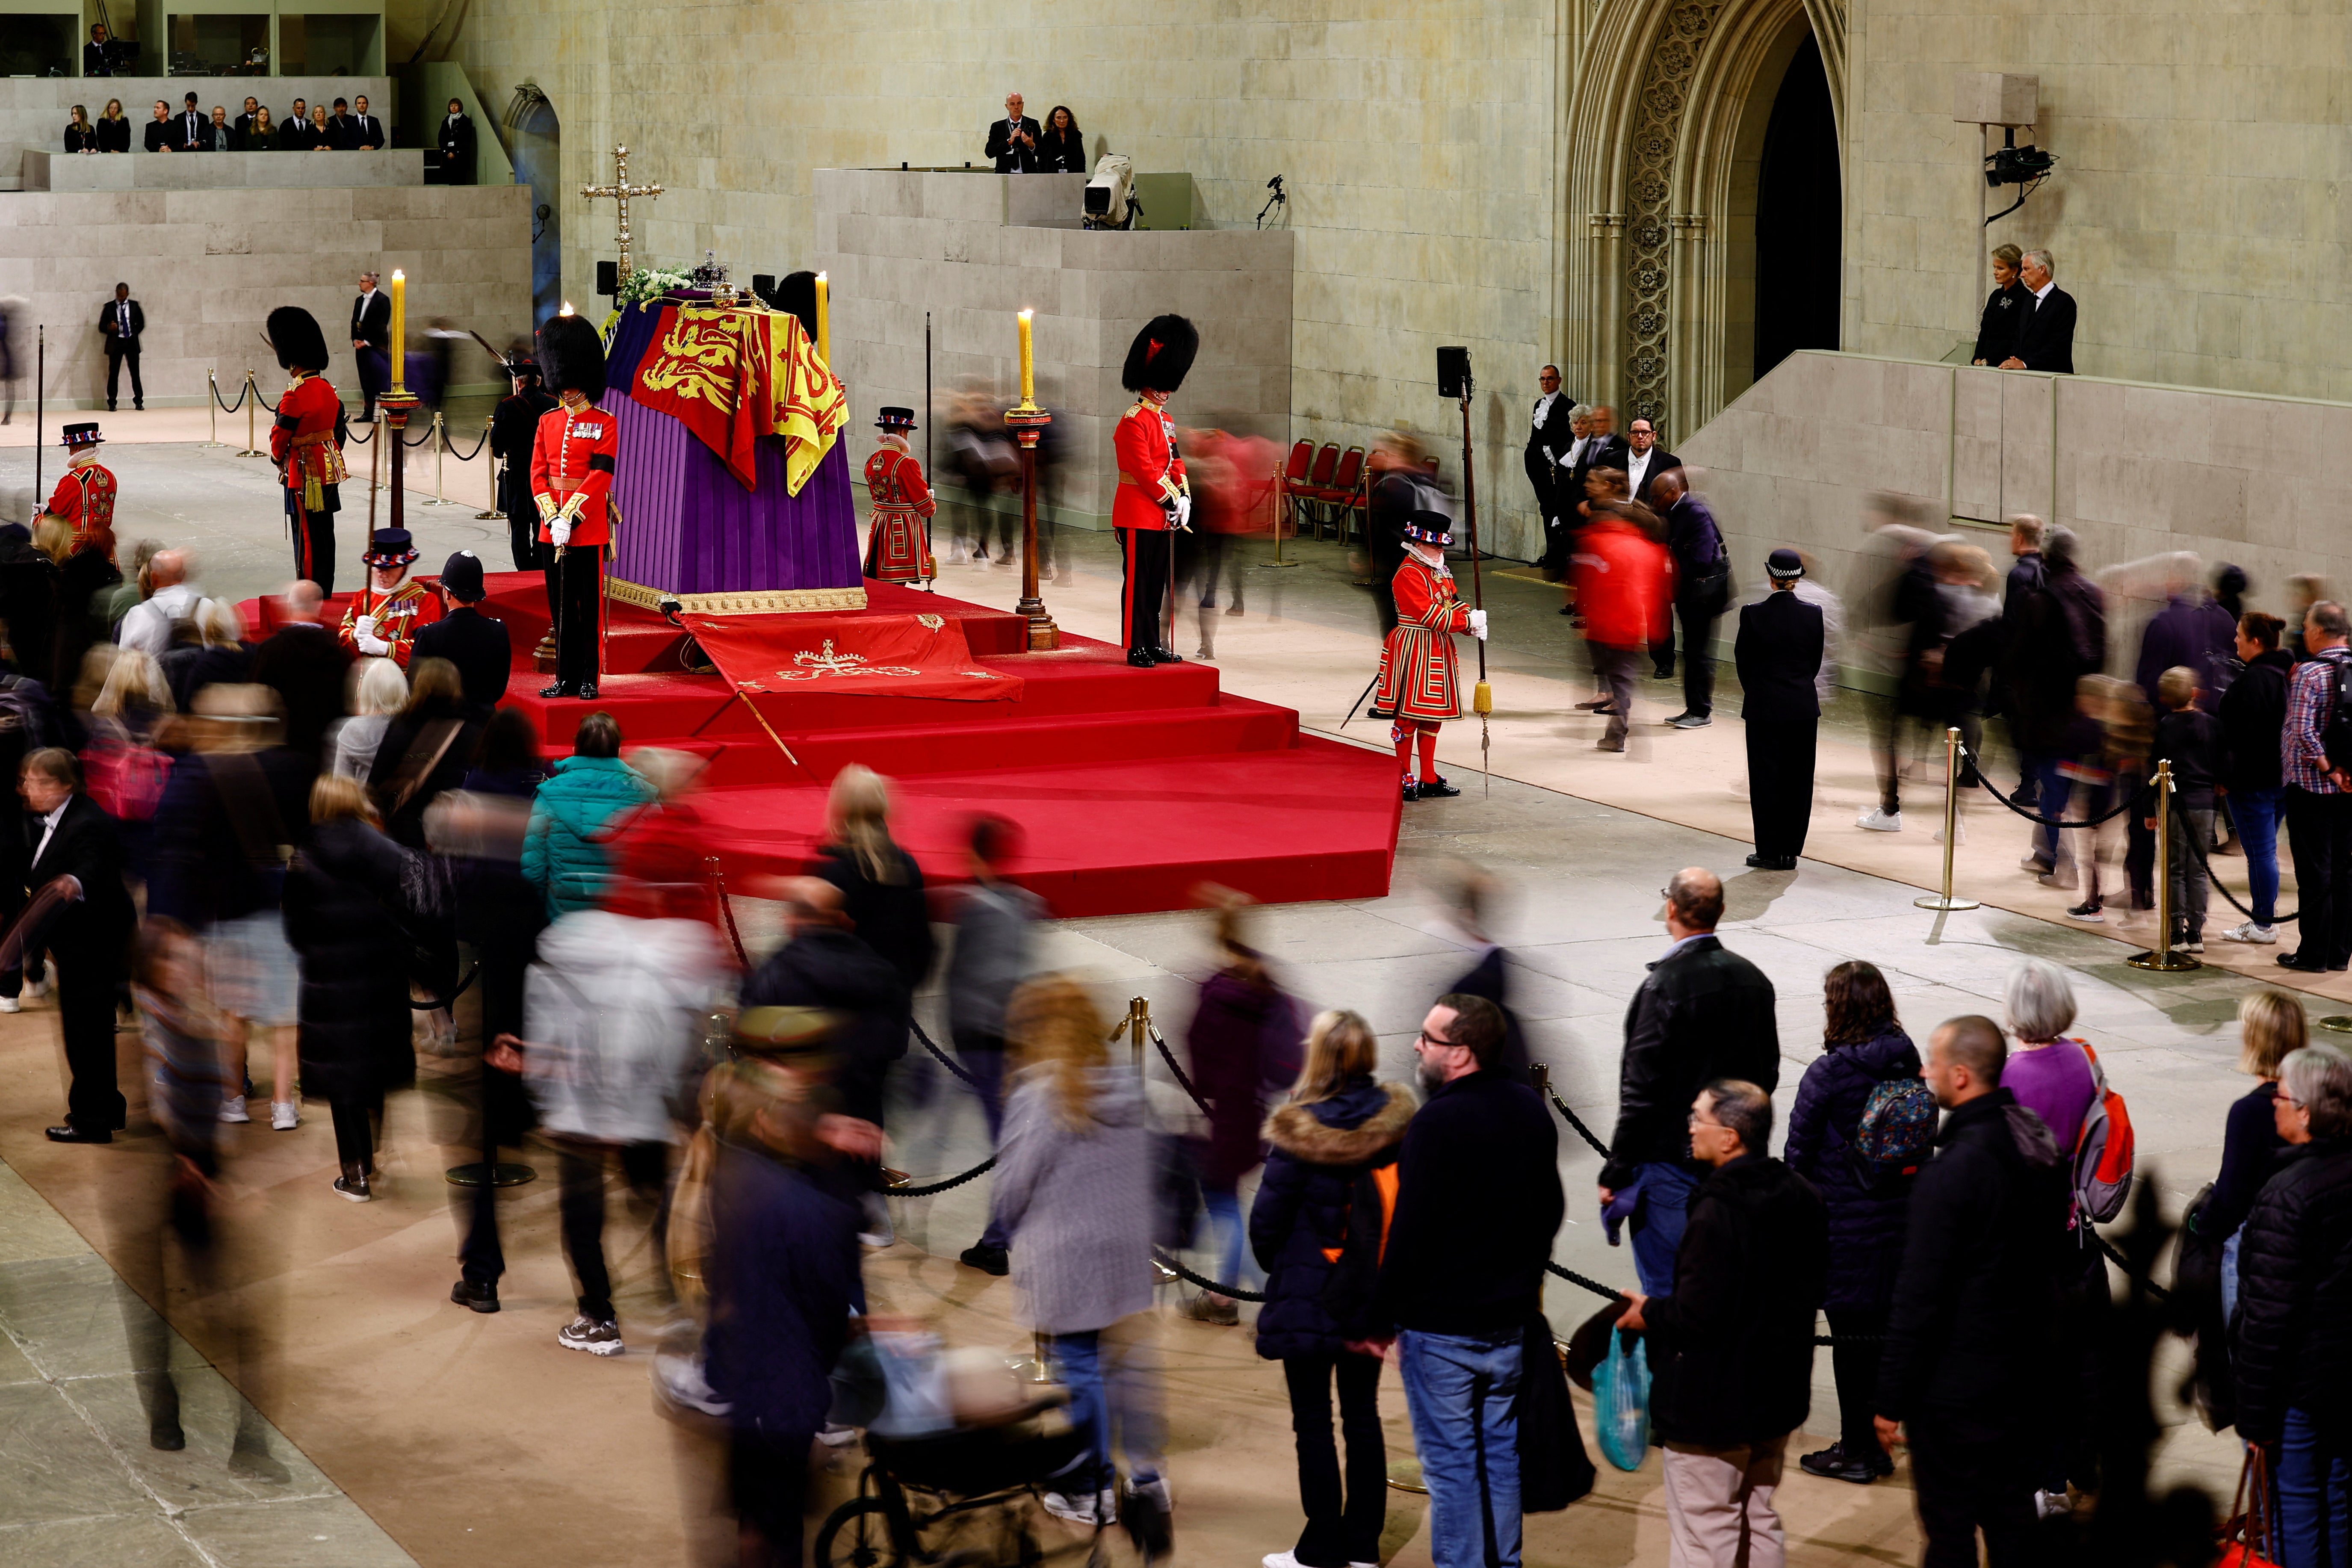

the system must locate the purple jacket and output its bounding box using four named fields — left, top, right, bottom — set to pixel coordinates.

left=2136, top=593, right=2238, bottom=711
